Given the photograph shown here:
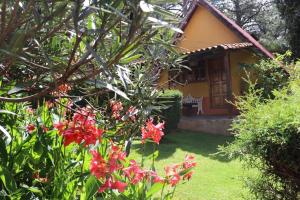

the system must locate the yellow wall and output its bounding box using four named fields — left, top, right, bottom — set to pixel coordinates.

left=164, top=50, right=259, bottom=99
left=230, top=50, right=259, bottom=96
left=177, top=6, right=242, bottom=52
left=175, top=82, right=209, bottom=98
